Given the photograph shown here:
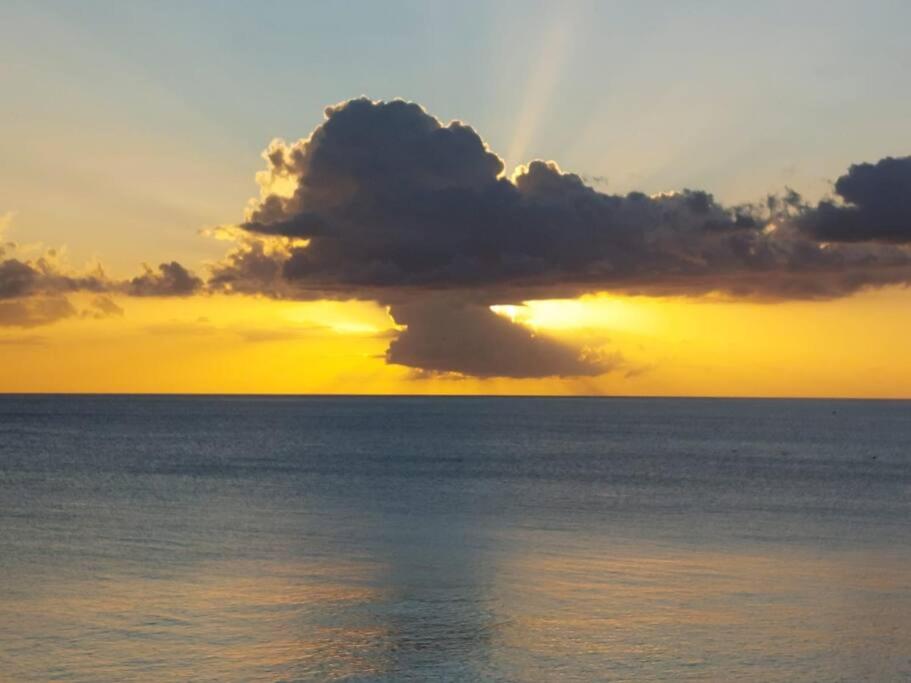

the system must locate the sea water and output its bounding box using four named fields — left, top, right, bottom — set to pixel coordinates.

left=1, top=396, right=909, bottom=681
